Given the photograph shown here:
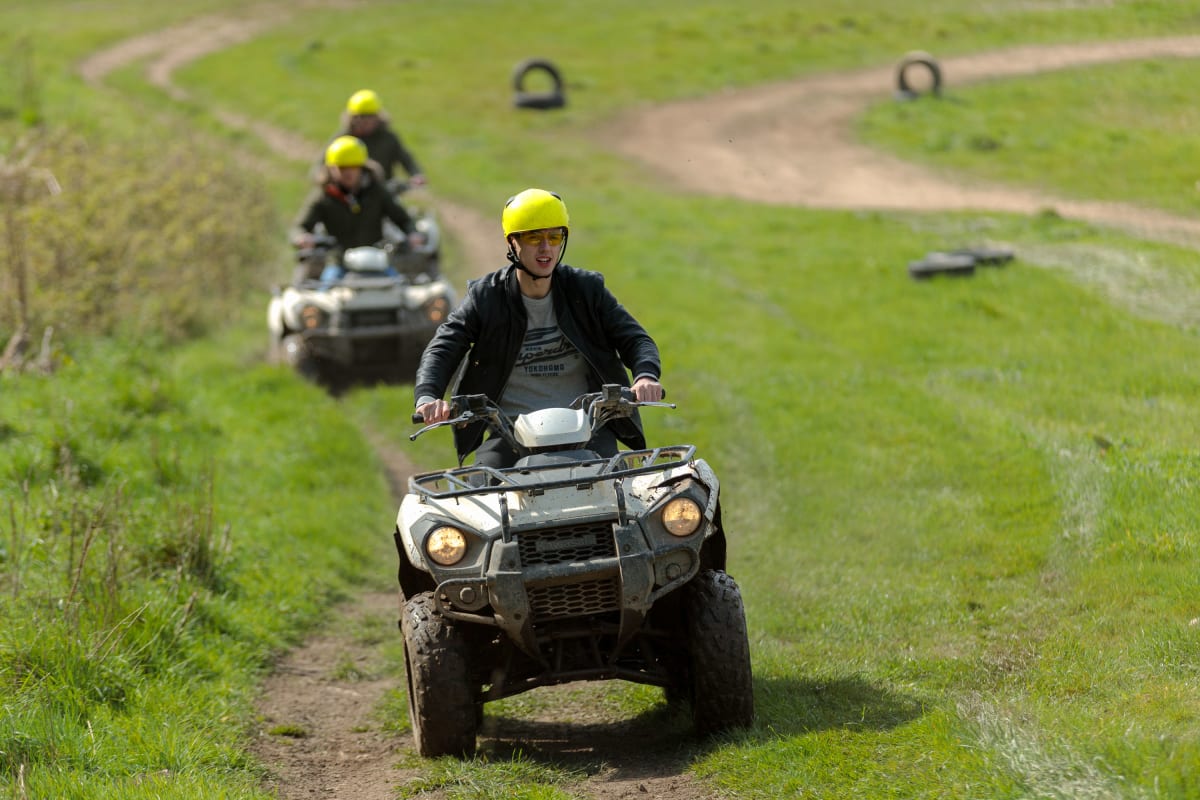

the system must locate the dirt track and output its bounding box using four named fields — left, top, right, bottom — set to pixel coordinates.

left=603, top=35, right=1200, bottom=249
left=78, top=11, right=1200, bottom=799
